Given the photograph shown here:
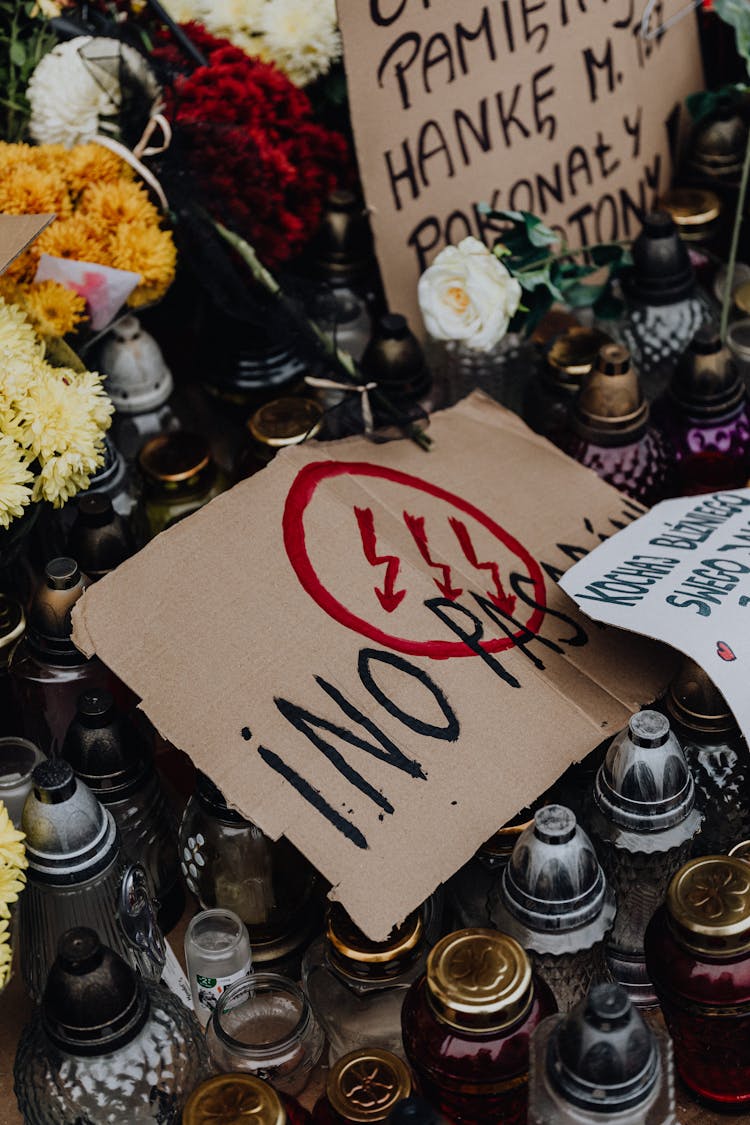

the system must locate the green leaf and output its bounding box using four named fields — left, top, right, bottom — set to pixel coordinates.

left=687, top=84, right=748, bottom=123
left=589, top=244, right=627, bottom=267
left=10, top=40, right=25, bottom=67
left=713, top=0, right=750, bottom=74
left=592, top=289, right=624, bottom=321
left=562, top=280, right=608, bottom=308
left=523, top=212, right=559, bottom=249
